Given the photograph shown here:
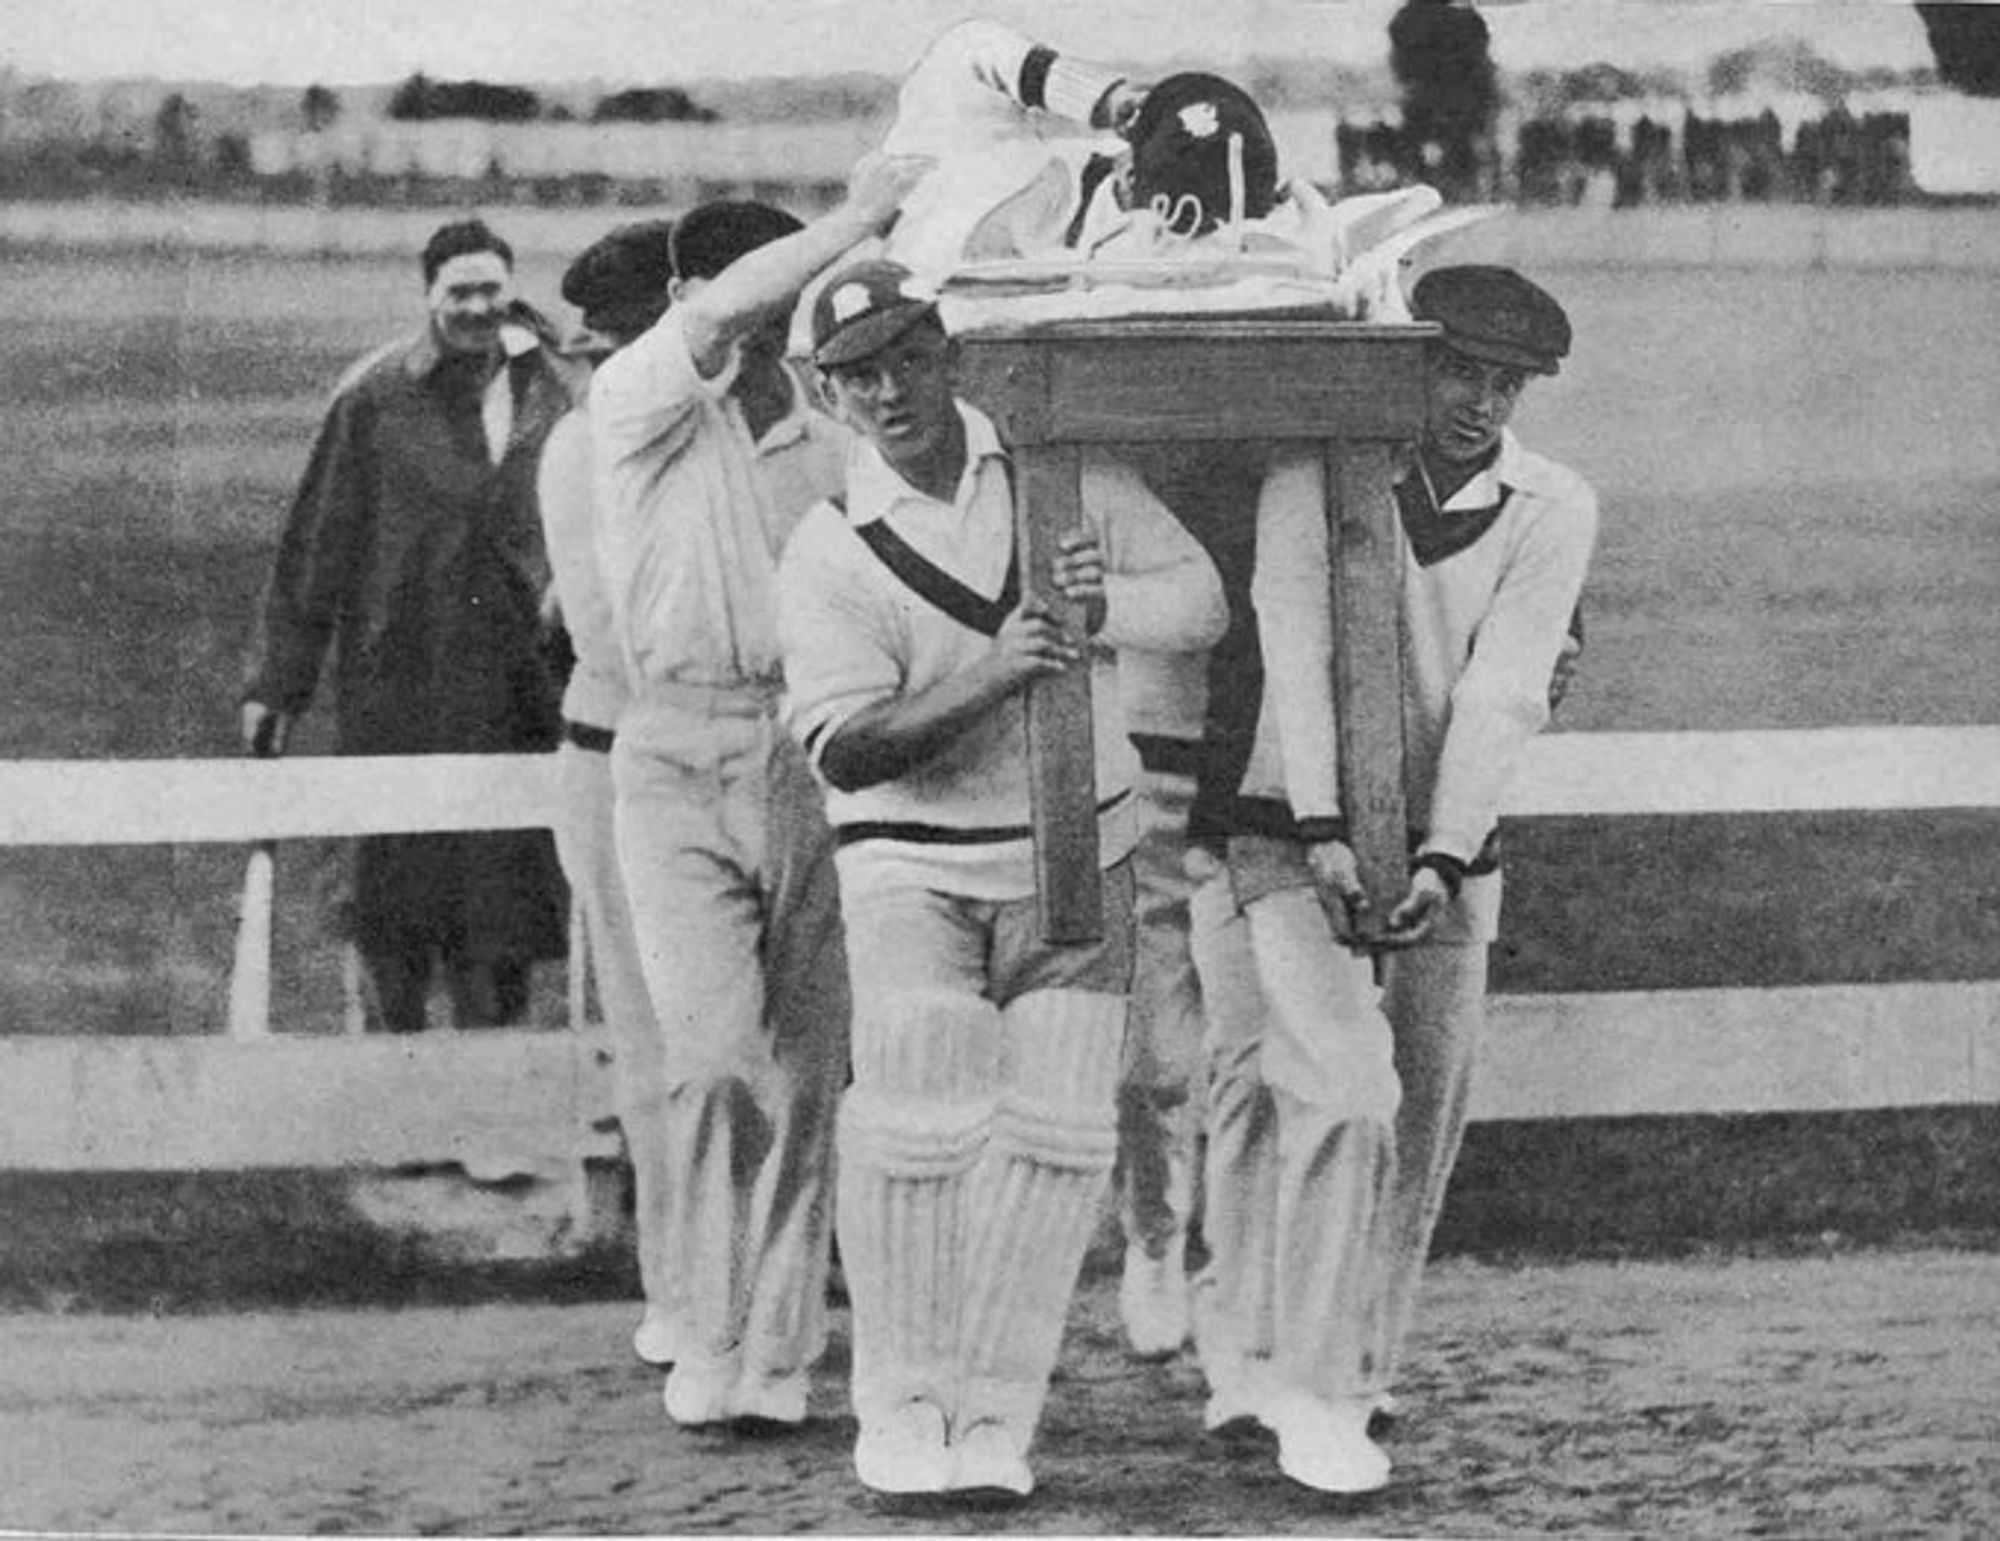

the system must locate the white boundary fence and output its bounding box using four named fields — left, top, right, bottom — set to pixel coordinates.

left=2, top=726, right=1998, bottom=1174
